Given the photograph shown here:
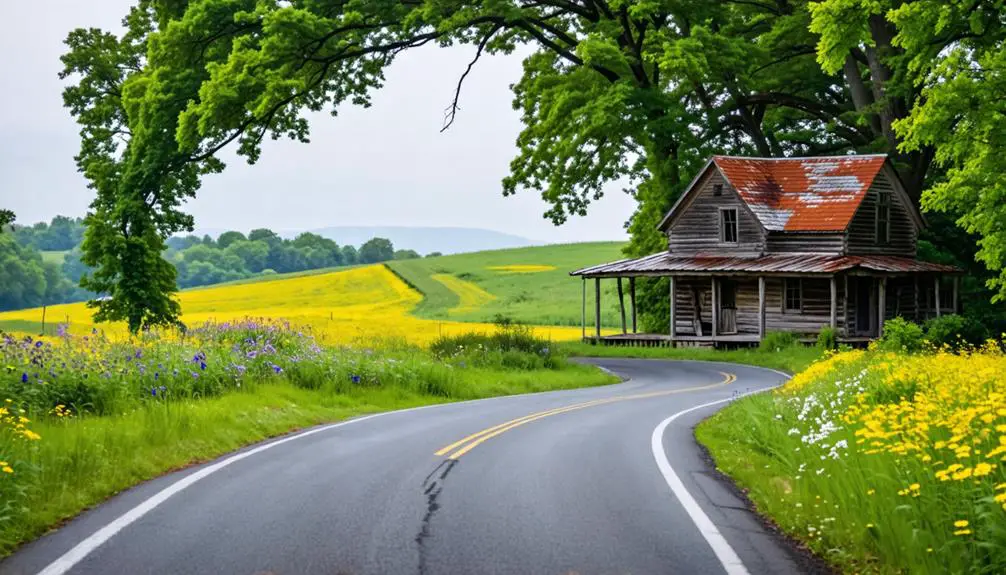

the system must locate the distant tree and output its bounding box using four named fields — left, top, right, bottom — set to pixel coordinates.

left=201, top=235, right=217, bottom=247
left=359, top=238, right=395, bottom=264
left=42, top=261, right=74, bottom=303
left=267, top=244, right=307, bottom=274
left=166, top=234, right=202, bottom=251
left=341, top=245, right=358, bottom=266
left=248, top=228, right=281, bottom=247
left=0, top=235, right=47, bottom=311
left=216, top=231, right=246, bottom=250
left=62, top=246, right=93, bottom=284
left=225, top=240, right=270, bottom=273
left=426, top=252, right=443, bottom=258
left=394, top=249, right=421, bottom=260
left=0, top=209, right=14, bottom=232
